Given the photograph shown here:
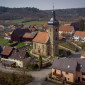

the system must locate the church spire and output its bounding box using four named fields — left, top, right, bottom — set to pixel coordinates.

left=48, top=4, right=59, bottom=26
